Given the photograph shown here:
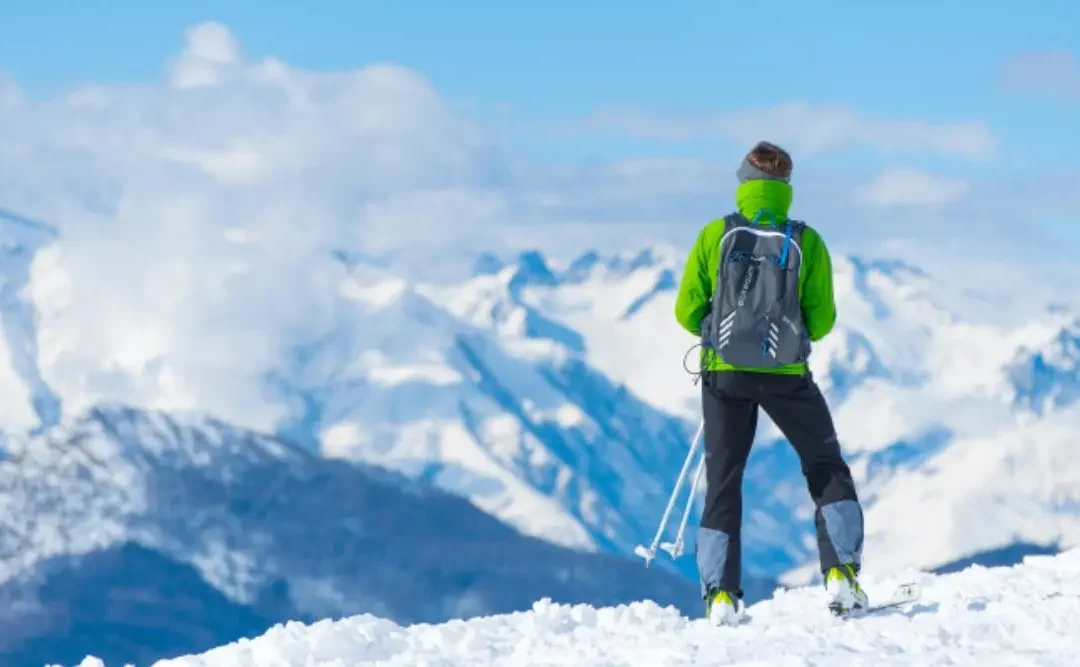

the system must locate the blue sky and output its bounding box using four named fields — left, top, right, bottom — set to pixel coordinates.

left=4, top=0, right=1078, bottom=167
left=1, top=1, right=1079, bottom=262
